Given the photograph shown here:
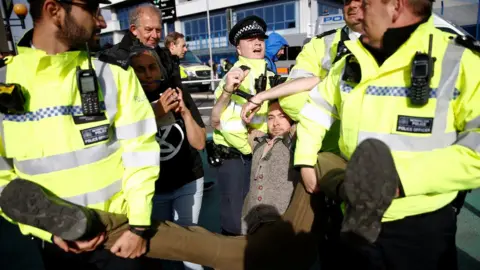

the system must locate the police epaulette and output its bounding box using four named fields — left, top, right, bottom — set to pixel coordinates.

left=316, top=29, right=337, bottom=40
left=453, top=35, right=480, bottom=54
